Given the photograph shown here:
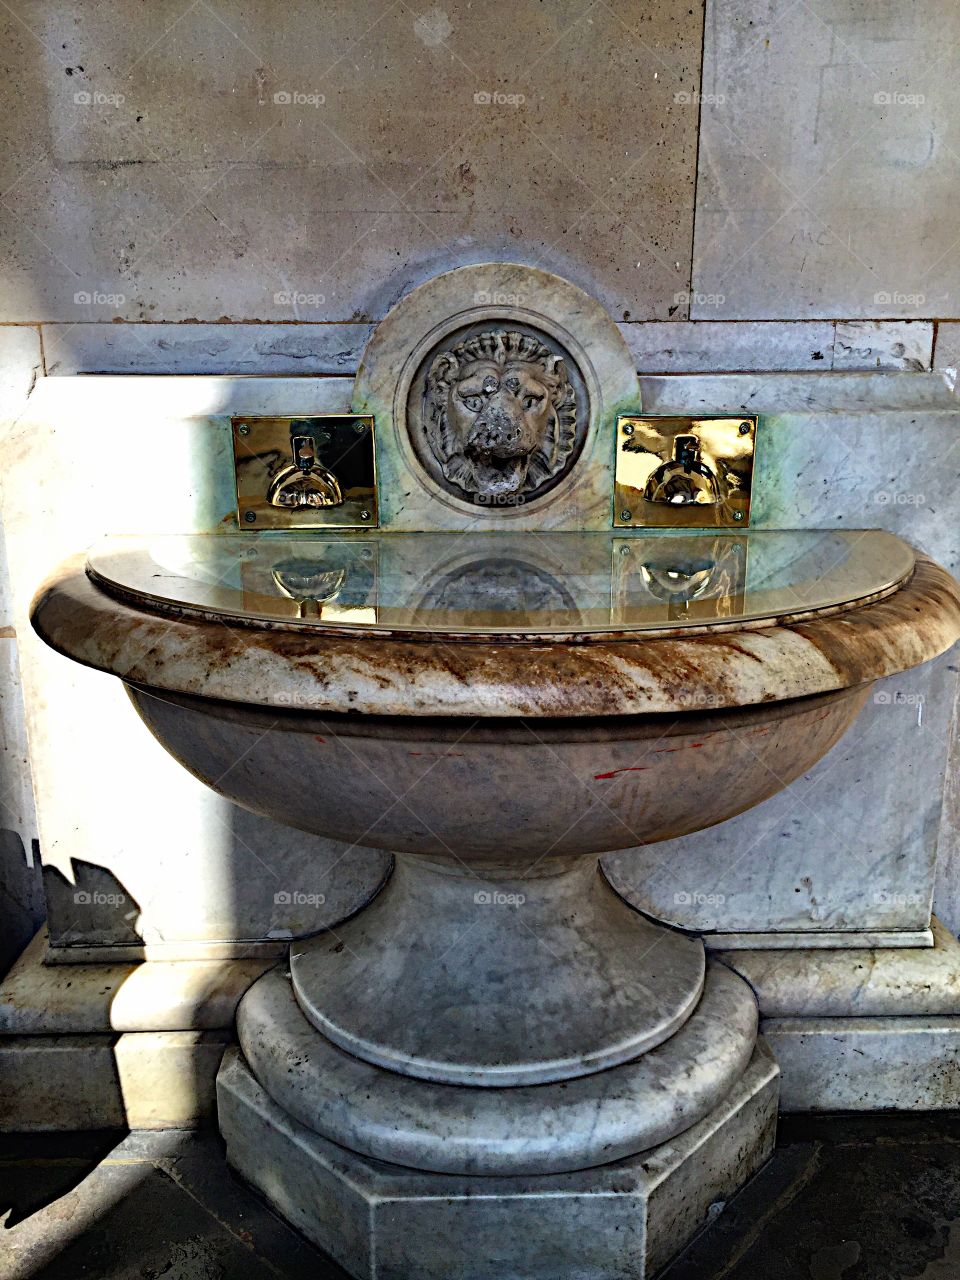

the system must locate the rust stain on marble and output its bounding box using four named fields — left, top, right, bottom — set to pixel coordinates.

left=29, top=556, right=960, bottom=720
